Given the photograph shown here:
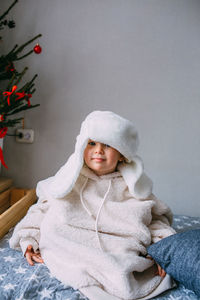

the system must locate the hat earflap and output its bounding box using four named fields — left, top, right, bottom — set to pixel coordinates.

left=38, top=137, right=89, bottom=199
left=118, top=155, right=153, bottom=199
